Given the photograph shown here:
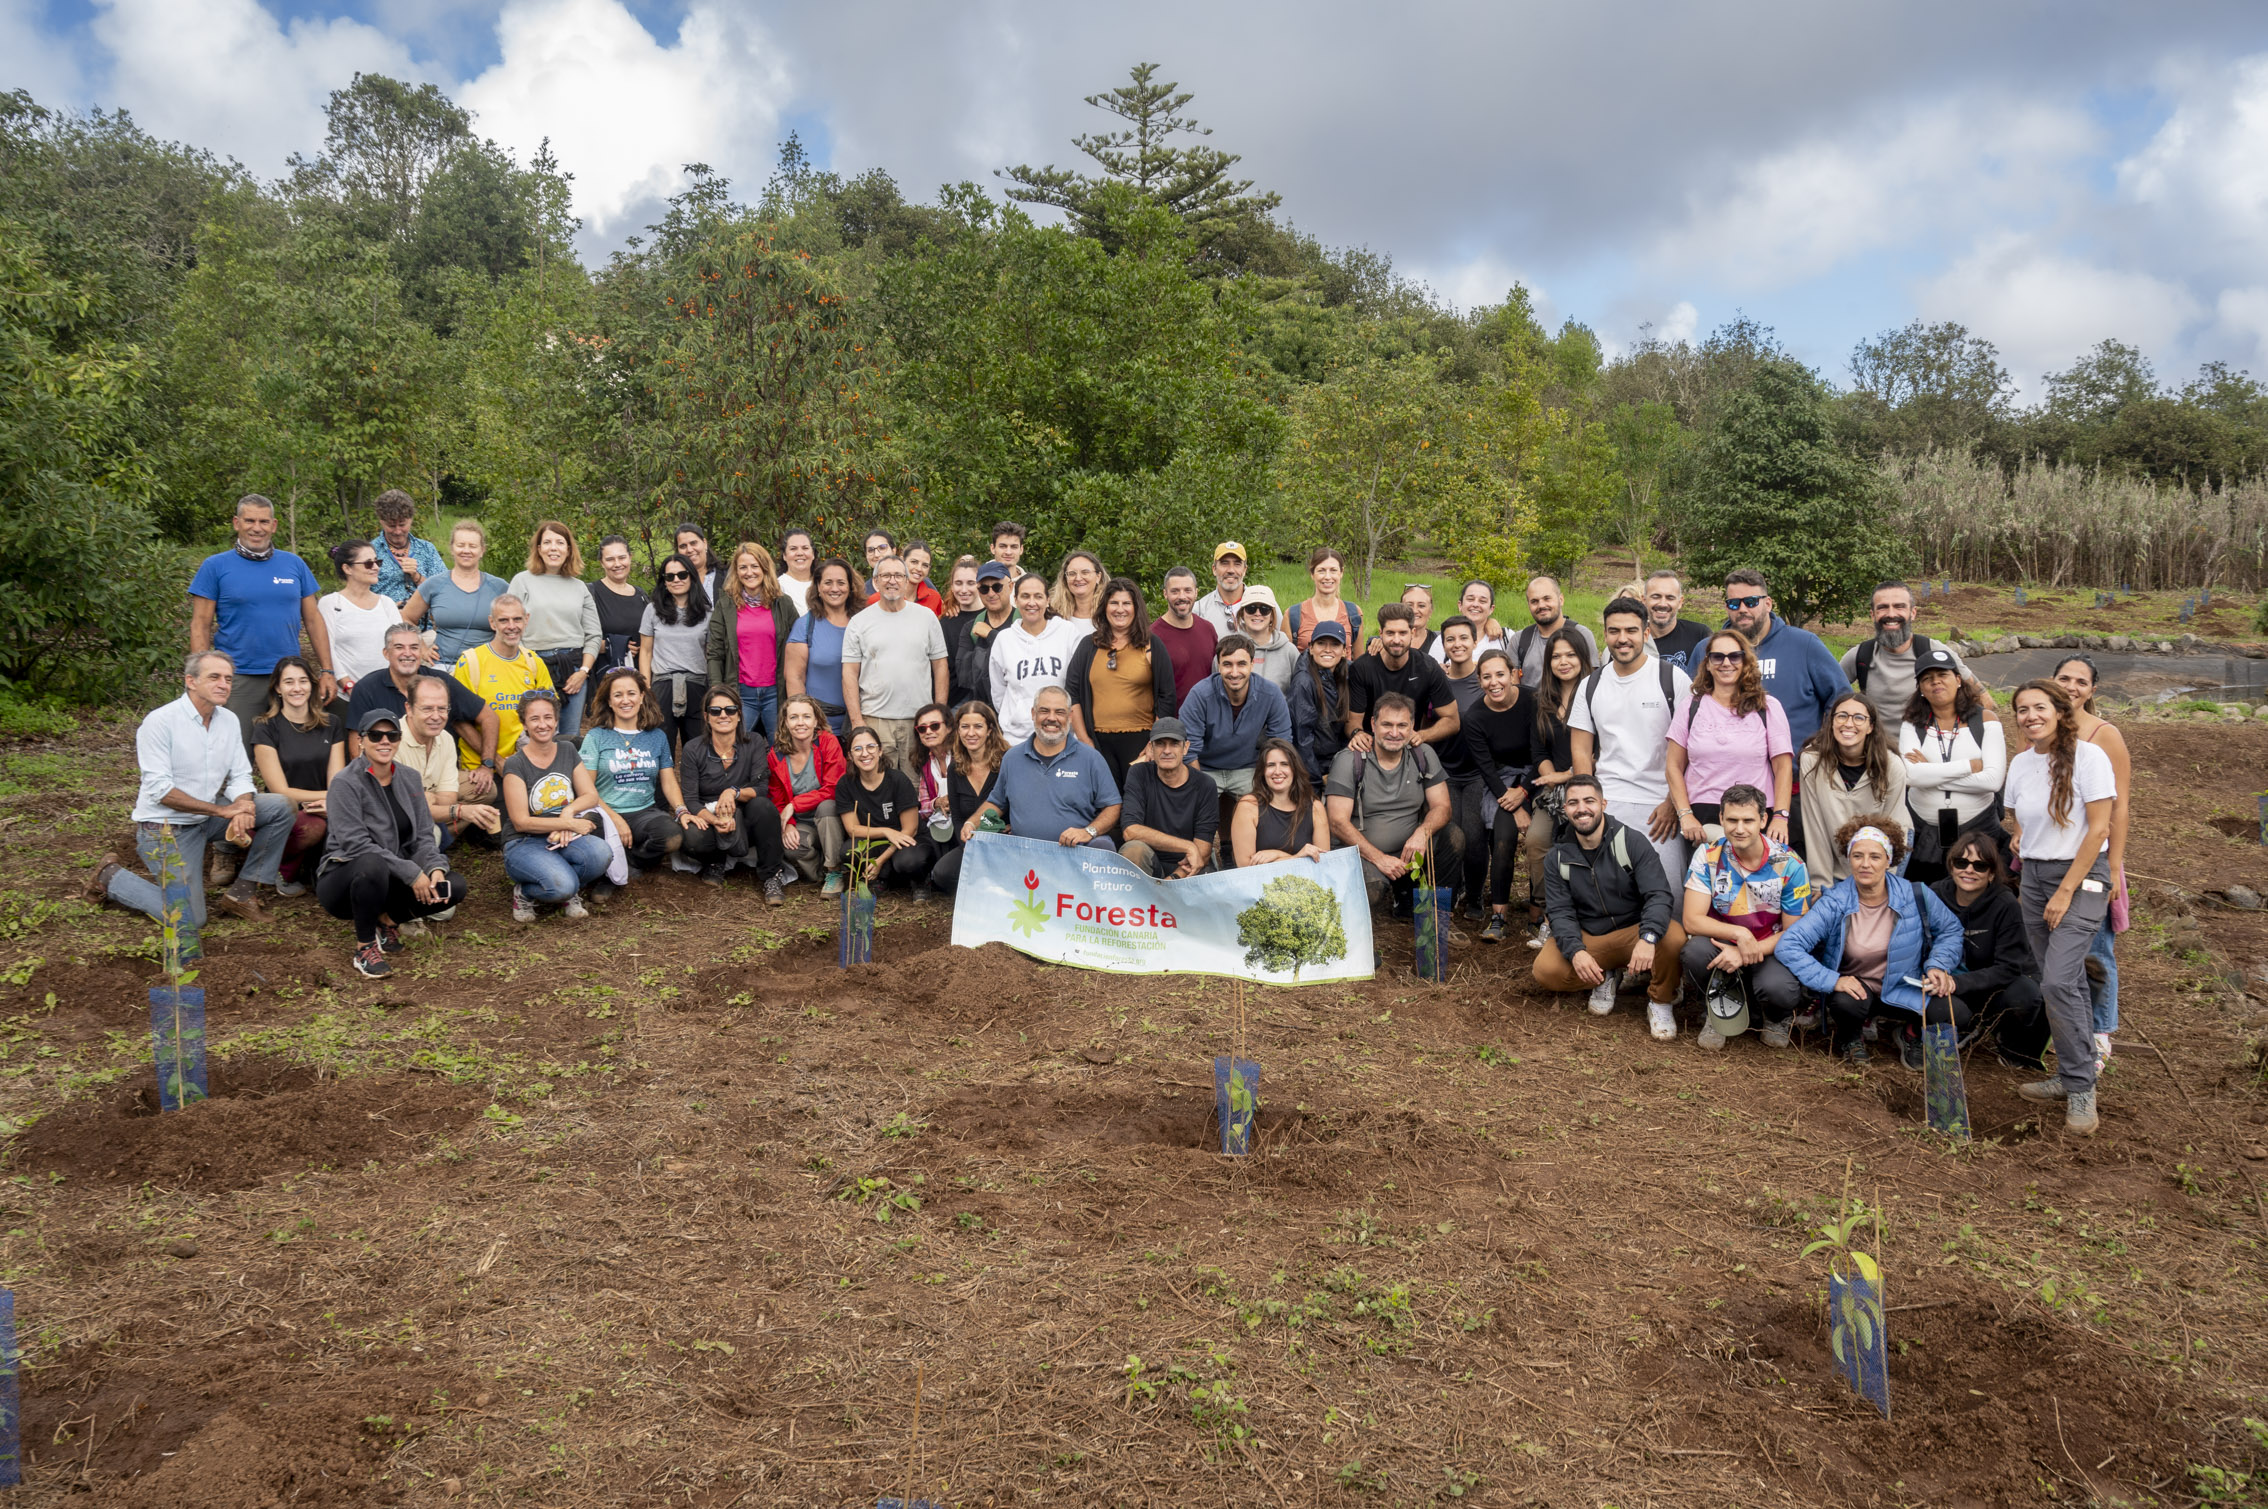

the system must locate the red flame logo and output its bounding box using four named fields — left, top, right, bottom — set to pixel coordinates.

left=1023, top=869, right=1039, bottom=892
